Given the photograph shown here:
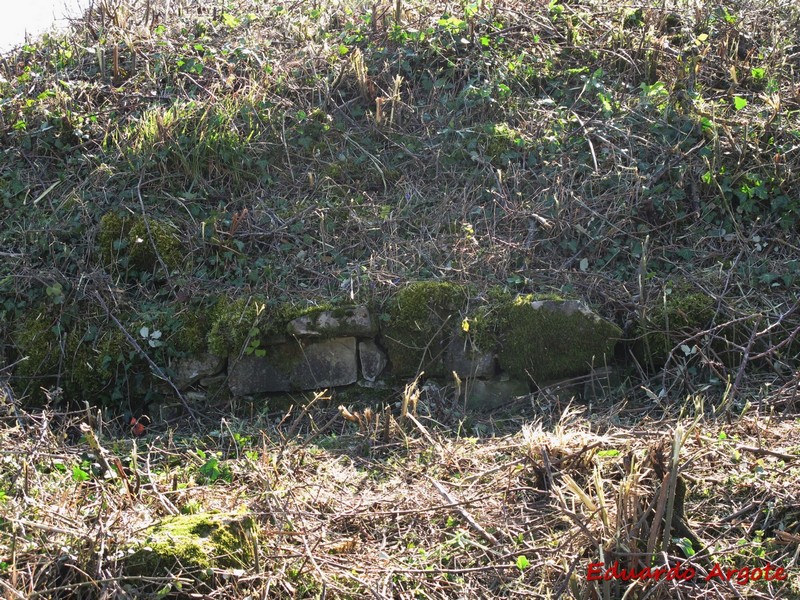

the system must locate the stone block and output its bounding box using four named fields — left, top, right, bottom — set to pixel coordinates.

left=172, top=354, right=226, bottom=389
left=228, top=355, right=292, bottom=395
left=359, top=340, right=388, bottom=382
left=288, top=306, right=376, bottom=338
left=465, top=377, right=530, bottom=410
left=291, top=337, right=358, bottom=389
left=228, top=337, right=357, bottom=395
left=445, top=335, right=495, bottom=378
